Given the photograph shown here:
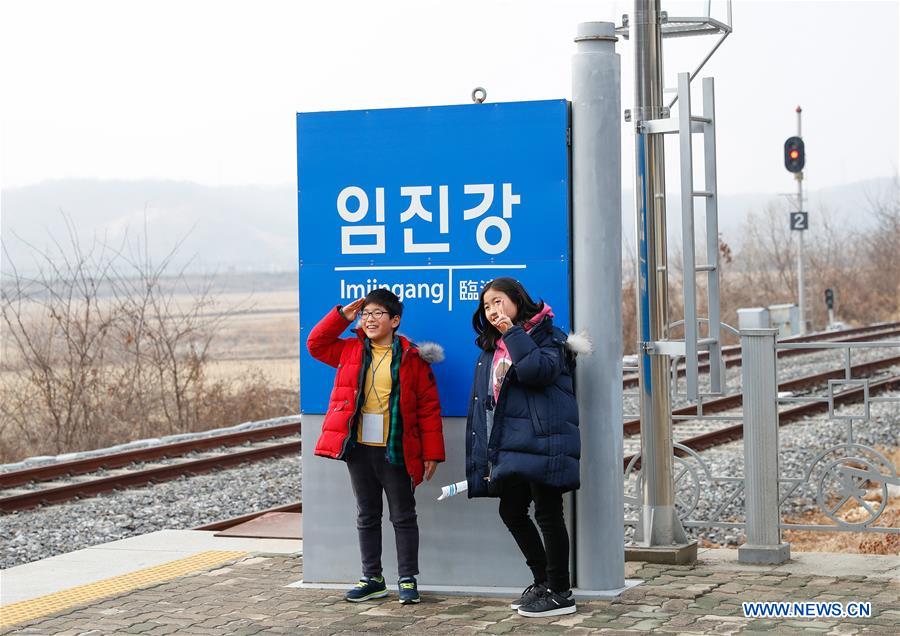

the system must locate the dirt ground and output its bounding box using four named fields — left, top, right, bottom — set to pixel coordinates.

left=699, top=447, right=900, bottom=556
left=780, top=446, right=900, bottom=555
